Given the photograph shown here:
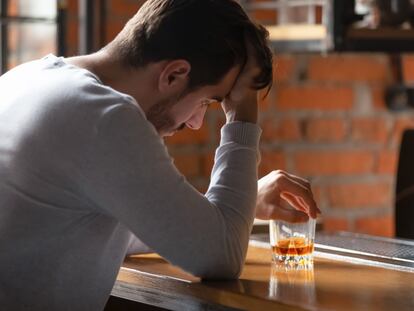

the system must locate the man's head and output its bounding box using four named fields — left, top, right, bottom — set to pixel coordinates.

left=106, top=0, right=273, bottom=136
